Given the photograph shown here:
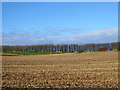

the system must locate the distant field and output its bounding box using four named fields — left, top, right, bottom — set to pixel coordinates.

left=3, top=52, right=67, bottom=55
left=2, top=51, right=118, bottom=88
